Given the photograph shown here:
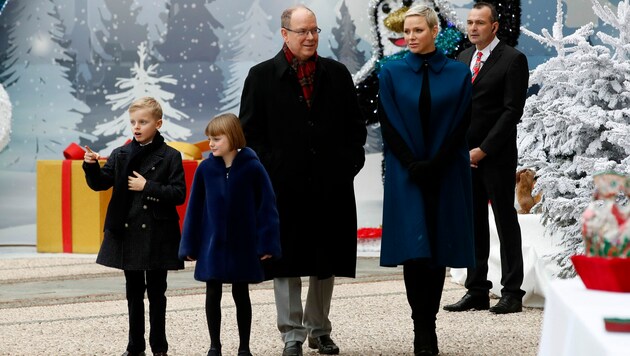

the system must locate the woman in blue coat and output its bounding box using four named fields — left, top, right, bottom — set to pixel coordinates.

left=179, top=113, right=281, bottom=356
left=377, top=5, right=475, bottom=356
